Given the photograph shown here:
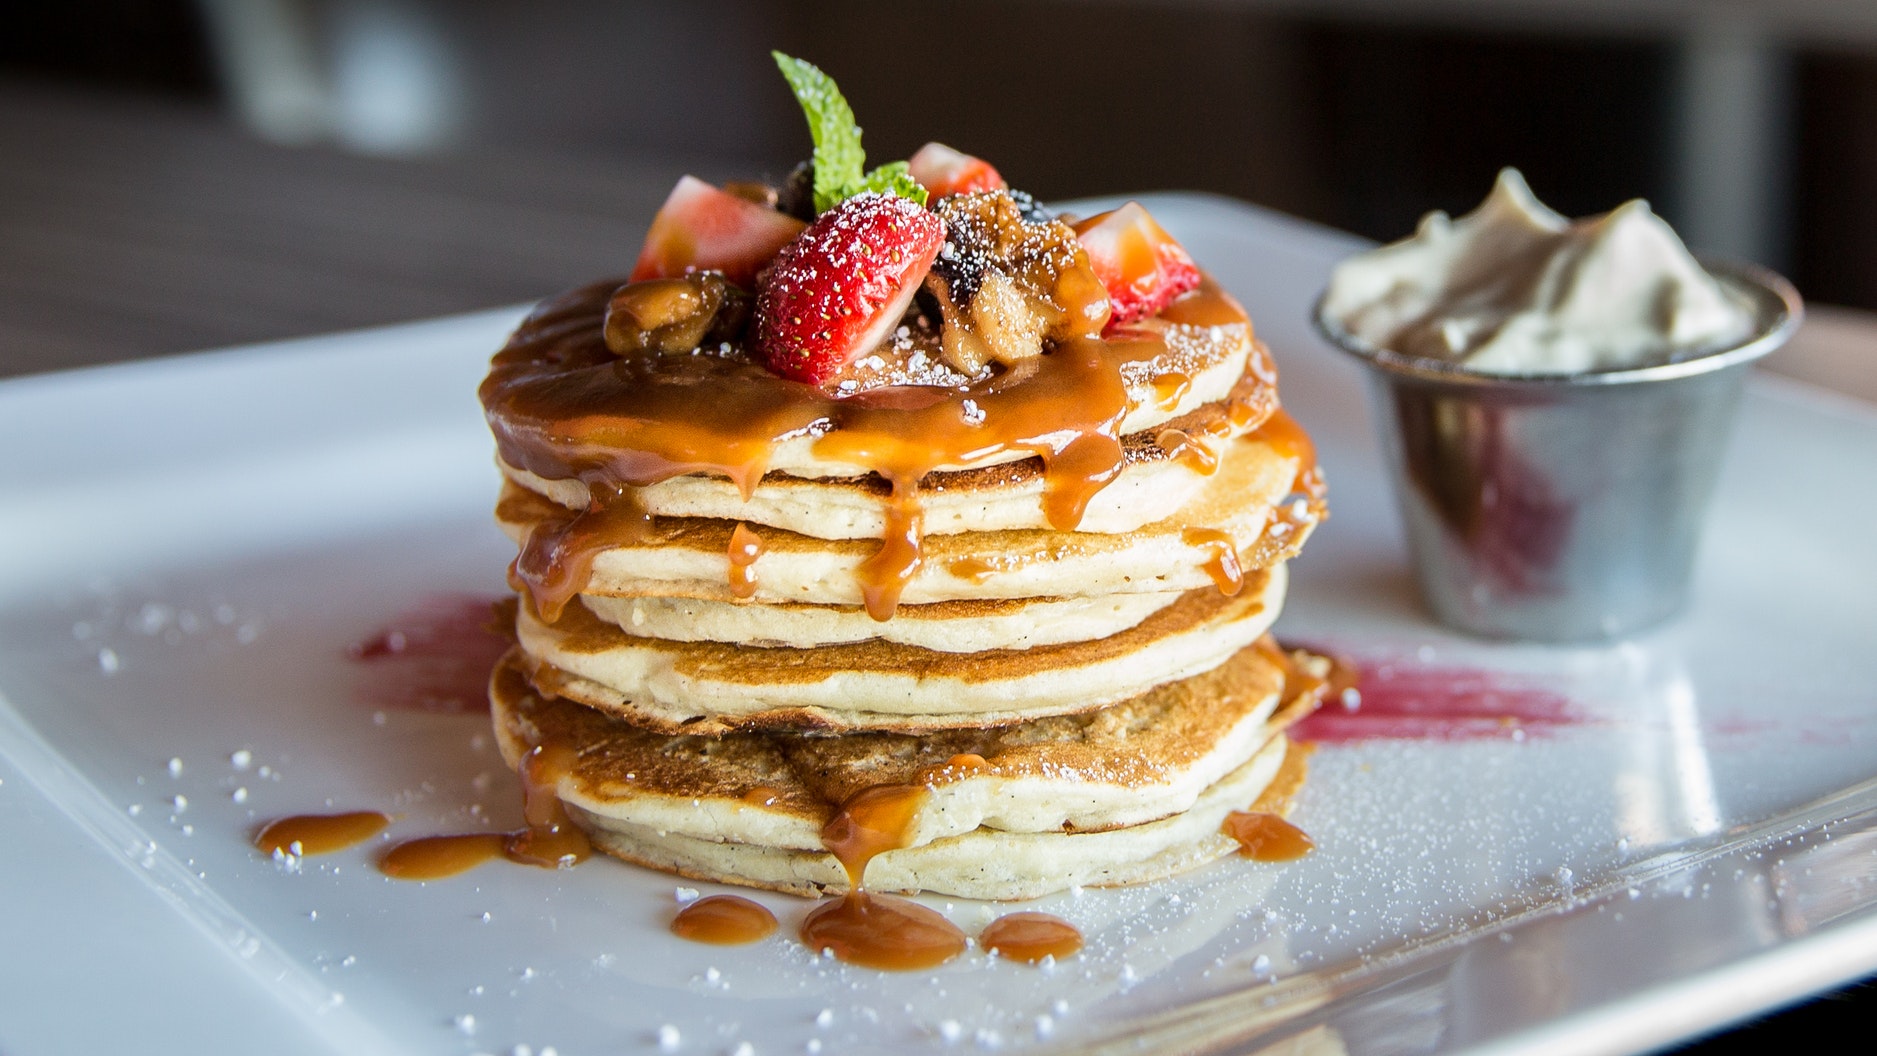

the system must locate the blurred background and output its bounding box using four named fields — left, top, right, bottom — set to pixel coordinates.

left=0, top=1, right=1871, bottom=1048
left=2, top=0, right=1875, bottom=397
